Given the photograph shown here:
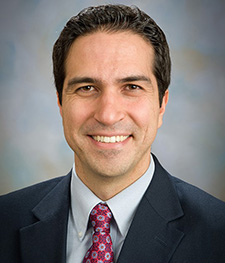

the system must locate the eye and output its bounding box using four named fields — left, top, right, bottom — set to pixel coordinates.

left=125, top=84, right=142, bottom=91
left=75, top=85, right=98, bottom=97
left=77, top=85, right=95, bottom=92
